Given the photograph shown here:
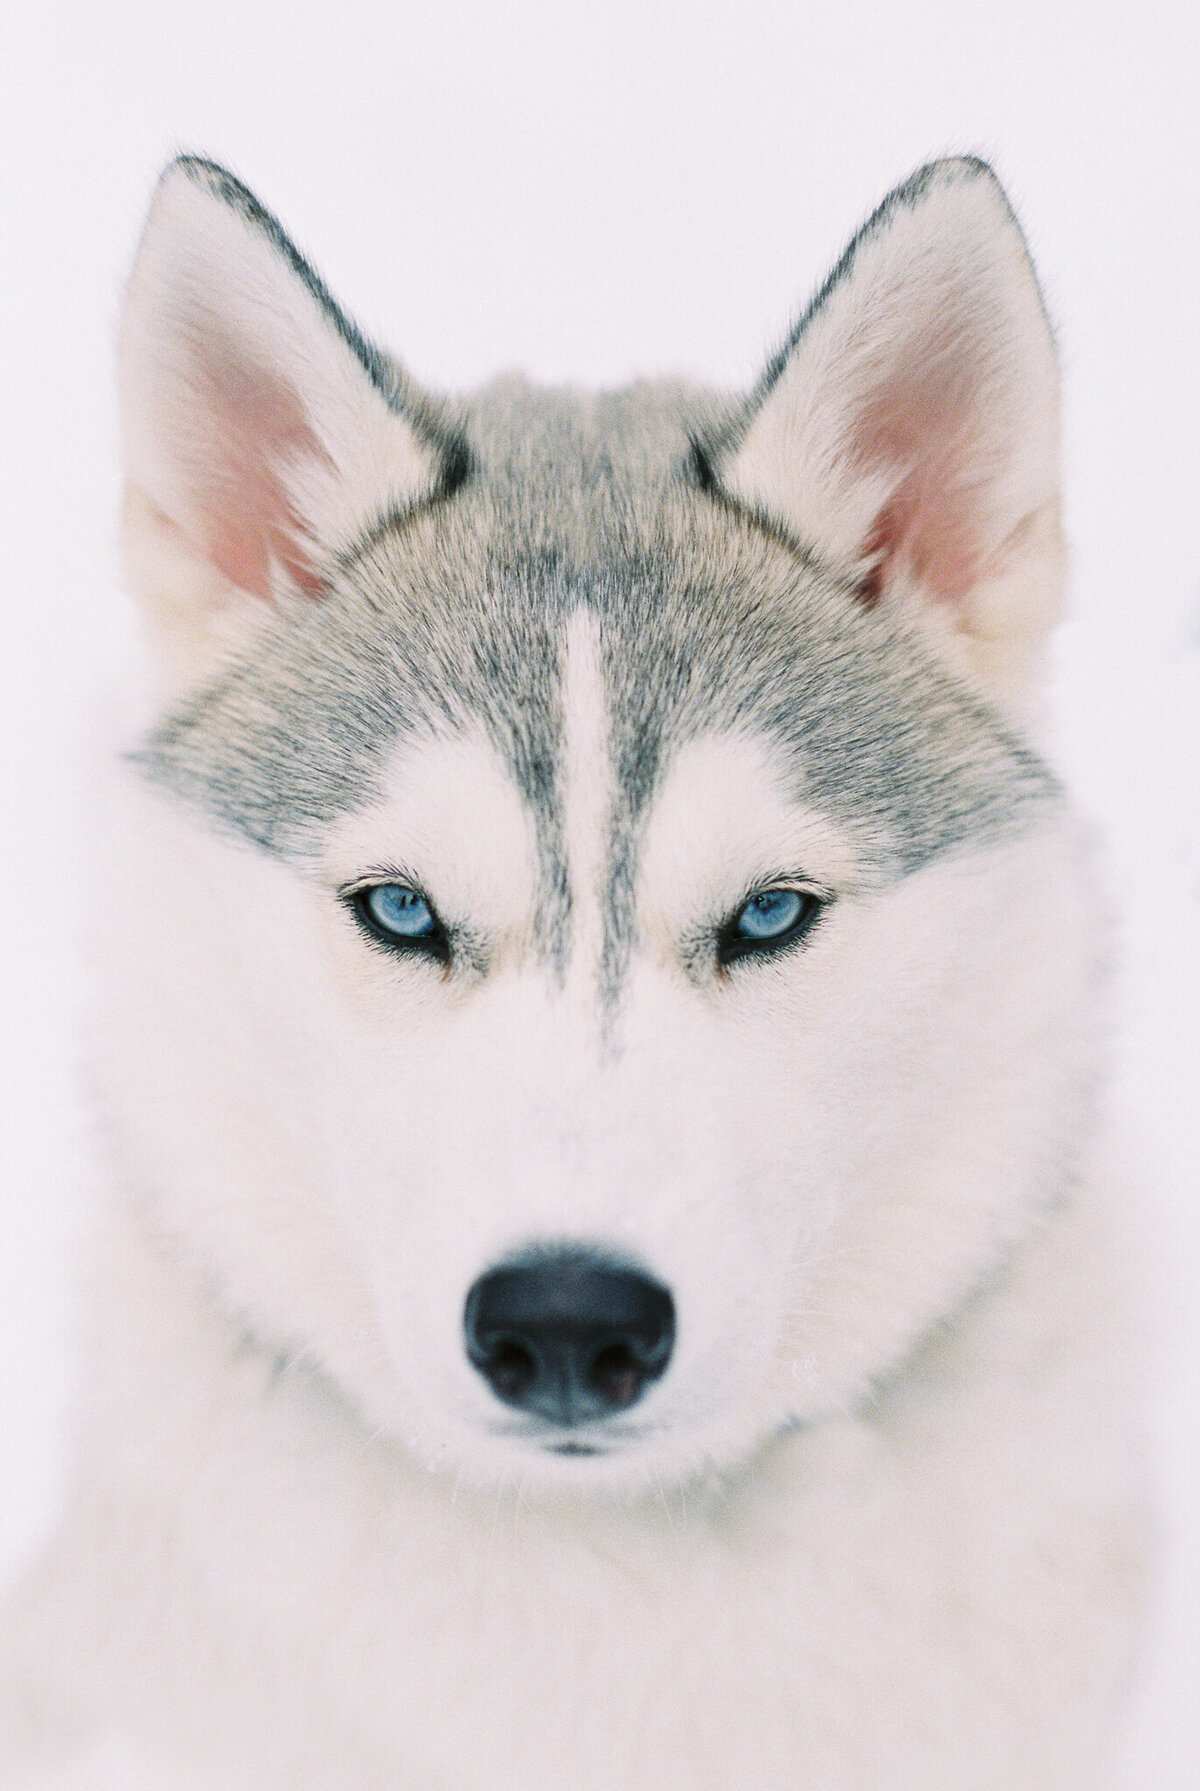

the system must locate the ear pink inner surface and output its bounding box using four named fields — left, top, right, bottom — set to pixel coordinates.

left=185, top=326, right=332, bottom=599
left=853, top=316, right=999, bottom=608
